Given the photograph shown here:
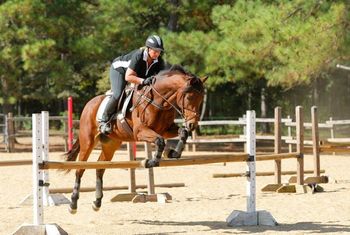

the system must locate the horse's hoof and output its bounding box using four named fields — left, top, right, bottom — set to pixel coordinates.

left=68, top=207, right=77, bottom=214
left=92, top=203, right=100, bottom=212
left=167, top=149, right=180, bottom=159
left=141, top=159, right=159, bottom=168
left=141, top=159, right=149, bottom=168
